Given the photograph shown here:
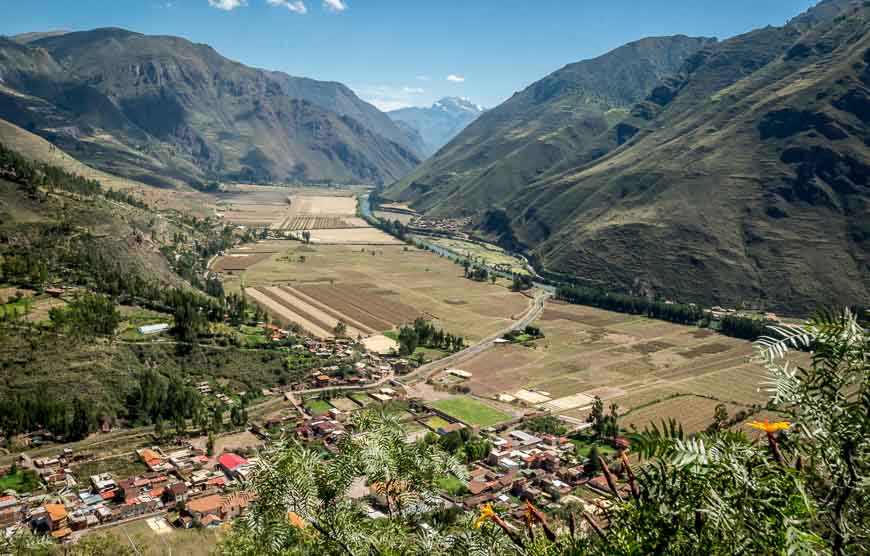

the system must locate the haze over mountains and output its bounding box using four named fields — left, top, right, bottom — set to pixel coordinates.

left=0, top=28, right=421, bottom=188
left=384, top=0, right=870, bottom=313
left=388, top=97, right=485, bottom=156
